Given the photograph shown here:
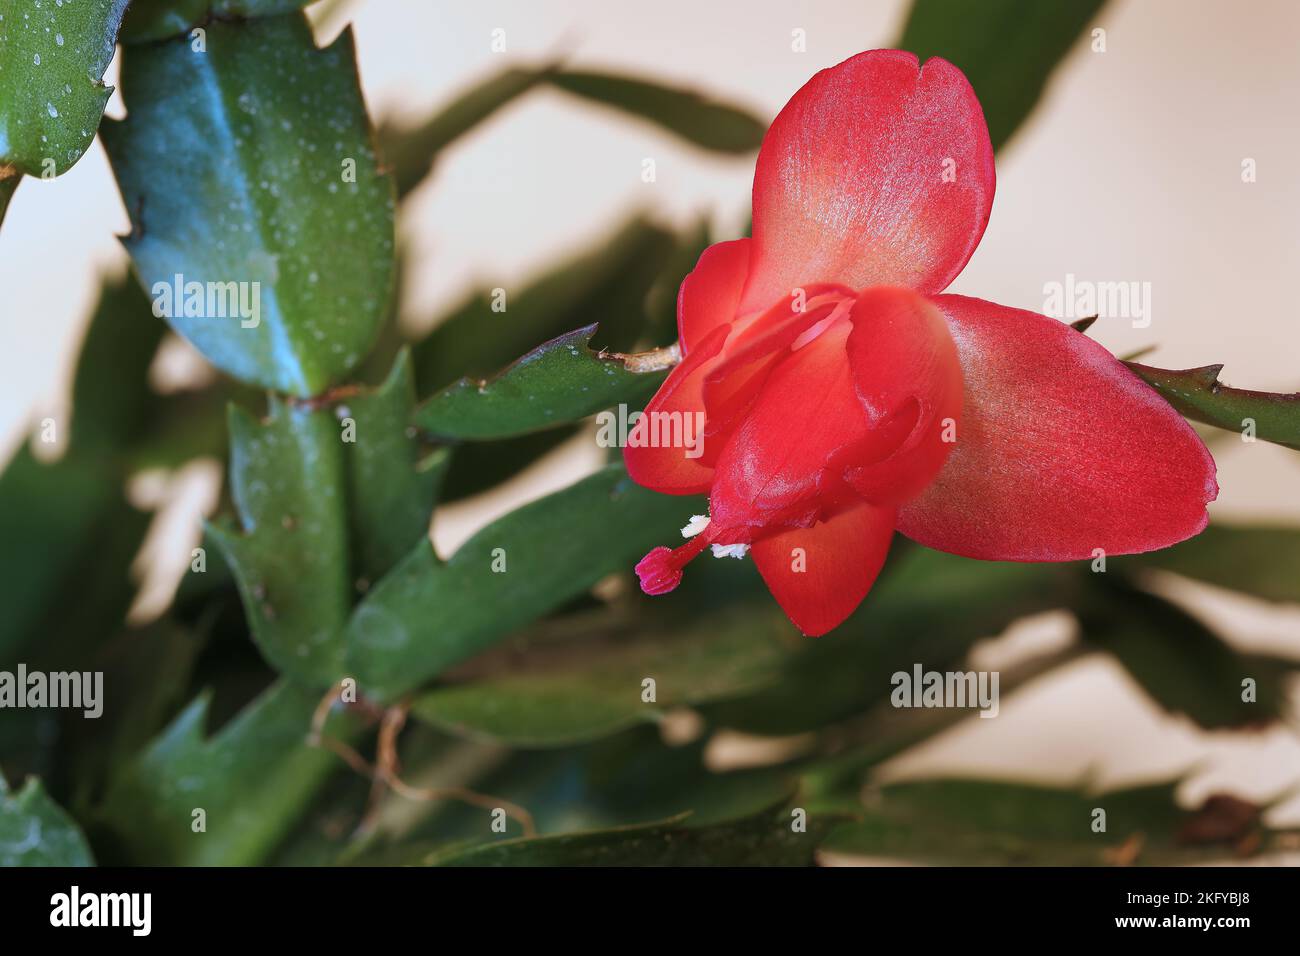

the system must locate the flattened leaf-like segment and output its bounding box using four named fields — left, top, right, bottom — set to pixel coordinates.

left=347, top=464, right=702, bottom=701
left=409, top=605, right=791, bottom=748
left=1127, top=362, right=1300, bottom=451
left=413, top=325, right=667, bottom=441
left=0, top=273, right=162, bottom=661
left=99, top=680, right=360, bottom=866
left=0, top=0, right=128, bottom=177
left=379, top=63, right=767, bottom=200
left=120, top=0, right=317, bottom=43
left=208, top=395, right=352, bottom=685
left=818, top=776, right=1297, bottom=866
left=341, top=349, right=443, bottom=584
left=103, top=12, right=395, bottom=396
left=1078, top=578, right=1293, bottom=730
left=546, top=70, right=767, bottom=154
left=0, top=773, right=94, bottom=866
left=423, top=800, right=830, bottom=867
left=1117, top=522, right=1300, bottom=604
left=207, top=351, right=437, bottom=685
left=412, top=215, right=676, bottom=396
left=379, top=62, right=559, bottom=198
